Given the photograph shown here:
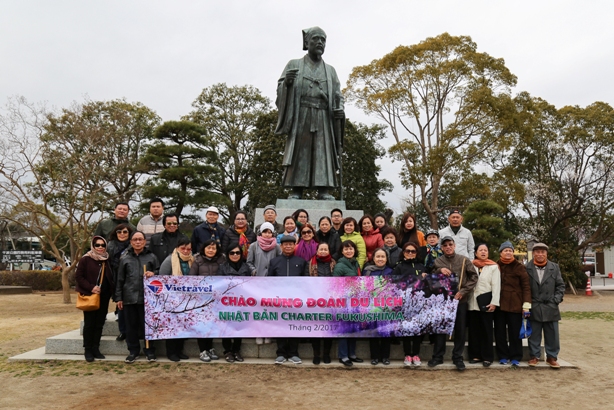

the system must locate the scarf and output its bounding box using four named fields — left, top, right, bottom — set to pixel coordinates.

left=295, top=239, right=318, bottom=261
left=85, top=236, right=108, bottom=261
left=257, top=235, right=277, bottom=252
left=206, top=222, right=220, bottom=246
left=533, top=258, right=548, bottom=267
left=473, top=258, right=497, bottom=268
left=499, top=253, right=516, bottom=264
left=235, top=227, right=250, bottom=259
left=311, top=253, right=332, bottom=267
left=424, top=244, right=443, bottom=268
left=171, top=249, right=194, bottom=276
left=229, top=258, right=244, bottom=272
